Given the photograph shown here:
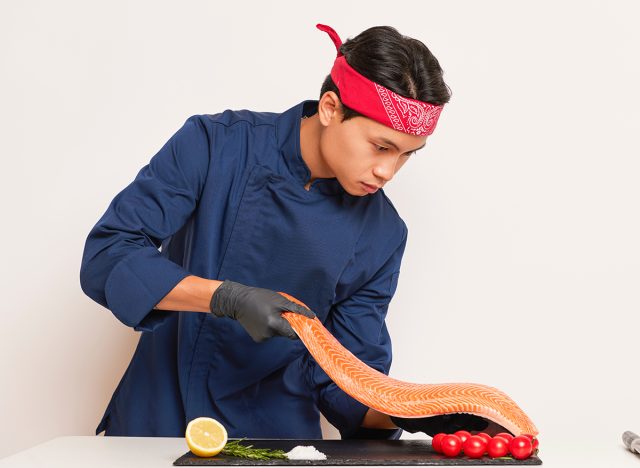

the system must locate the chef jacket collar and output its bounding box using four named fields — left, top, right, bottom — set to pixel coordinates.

left=275, top=99, right=345, bottom=196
